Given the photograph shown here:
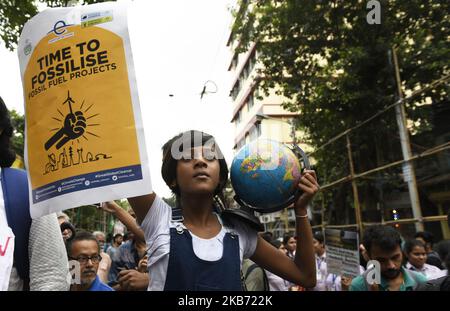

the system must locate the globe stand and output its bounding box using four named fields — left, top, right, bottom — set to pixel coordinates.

left=212, top=195, right=264, bottom=232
